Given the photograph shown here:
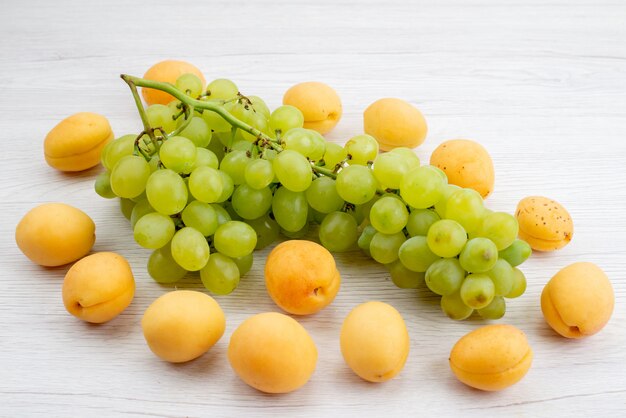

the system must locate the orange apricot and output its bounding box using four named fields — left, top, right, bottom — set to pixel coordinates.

left=283, top=82, right=342, bottom=134
left=363, top=98, right=427, bottom=151
left=142, top=60, right=205, bottom=105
